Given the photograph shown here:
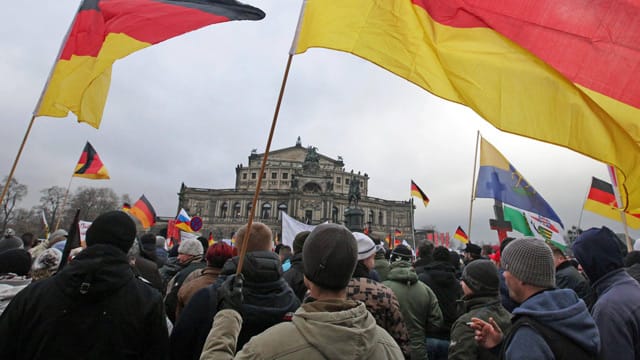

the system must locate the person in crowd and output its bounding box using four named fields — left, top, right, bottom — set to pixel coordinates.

left=197, top=236, right=210, bottom=256
left=283, top=230, right=310, bottom=301
left=463, top=243, right=483, bottom=264
left=176, top=241, right=235, bottom=319
left=420, top=246, right=462, bottom=360
left=384, top=244, right=443, bottom=359
left=30, top=247, right=62, bottom=281
left=414, top=241, right=435, bottom=271
left=449, top=250, right=463, bottom=279
left=573, top=227, right=640, bottom=360
left=496, top=237, right=518, bottom=312
left=0, top=210, right=169, bottom=359
left=139, top=232, right=159, bottom=265
left=548, top=243, right=591, bottom=306
left=155, top=235, right=169, bottom=267
left=128, top=239, right=163, bottom=293
left=448, top=259, right=511, bottom=360
left=348, top=232, right=411, bottom=358
left=0, top=249, right=32, bottom=316
left=28, top=229, right=66, bottom=260
left=199, top=223, right=404, bottom=359
left=20, top=232, right=35, bottom=251
left=471, top=237, right=600, bottom=359
left=164, top=238, right=205, bottom=324
left=370, top=233, right=391, bottom=281
left=624, top=250, right=640, bottom=283
left=279, top=245, right=292, bottom=272
left=169, top=222, right=299, bottom=360
left=0, top=228, right=24, bottom=254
